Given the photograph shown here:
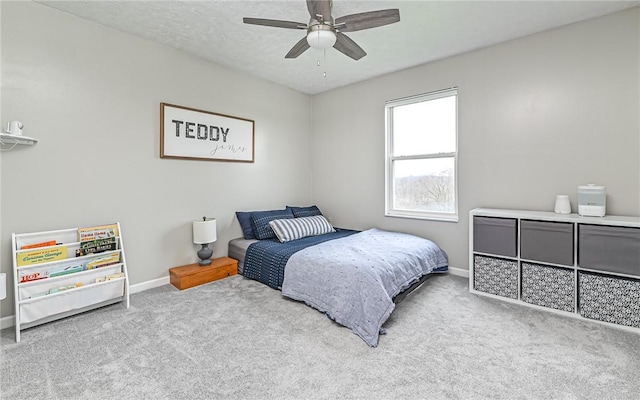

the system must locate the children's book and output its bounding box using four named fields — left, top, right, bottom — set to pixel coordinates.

left=77, top=223, right=119, bottom=243
left=85, top=253, right=120, bottom=270
left=17, top=246, right=68, bottom=267
left=76, top=237, right=118, bottom=256
left=21, top=240, right=57, bottom=250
